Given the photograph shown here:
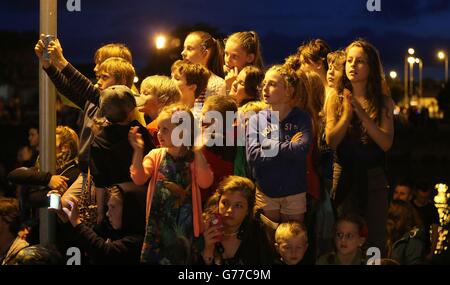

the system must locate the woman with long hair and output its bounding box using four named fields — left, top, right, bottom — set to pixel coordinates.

left=325, top=39, right=394, bottom=252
